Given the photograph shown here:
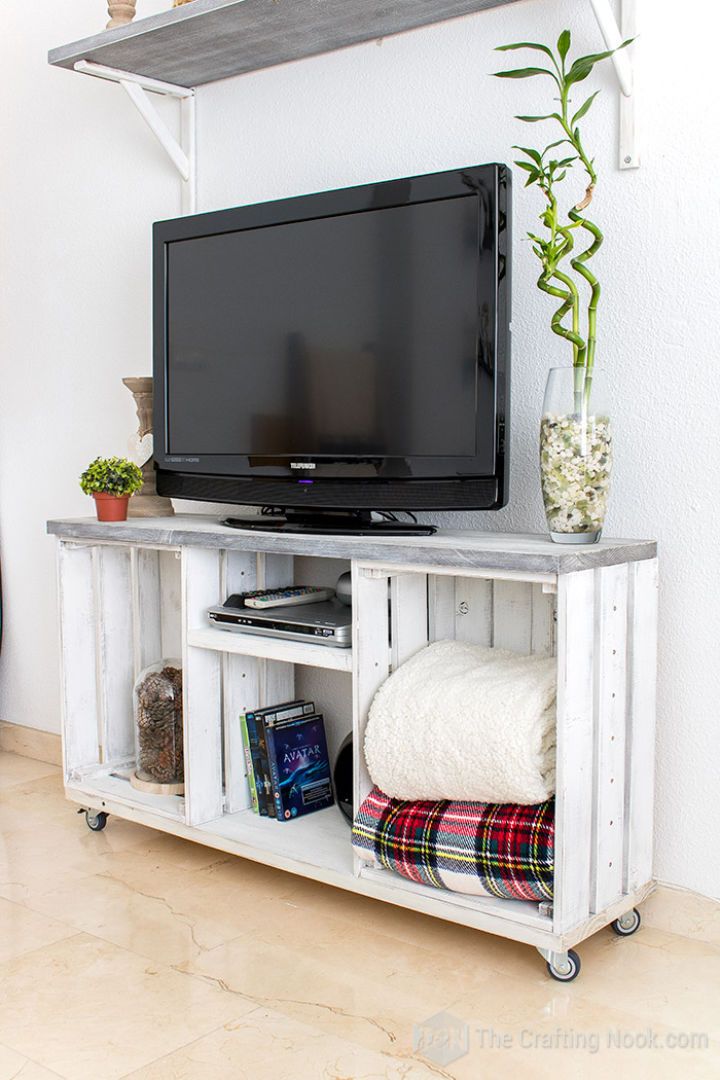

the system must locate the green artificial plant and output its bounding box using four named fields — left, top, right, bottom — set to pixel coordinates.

left=494, top=29, right=631, bottom=385
left=80, top=456, right=143, bottom=497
